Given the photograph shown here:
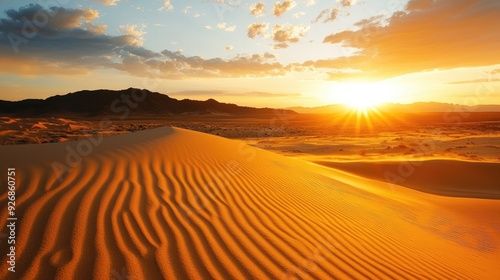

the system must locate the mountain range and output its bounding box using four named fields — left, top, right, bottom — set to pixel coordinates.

left=0, top=88, right=295, bottom=117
